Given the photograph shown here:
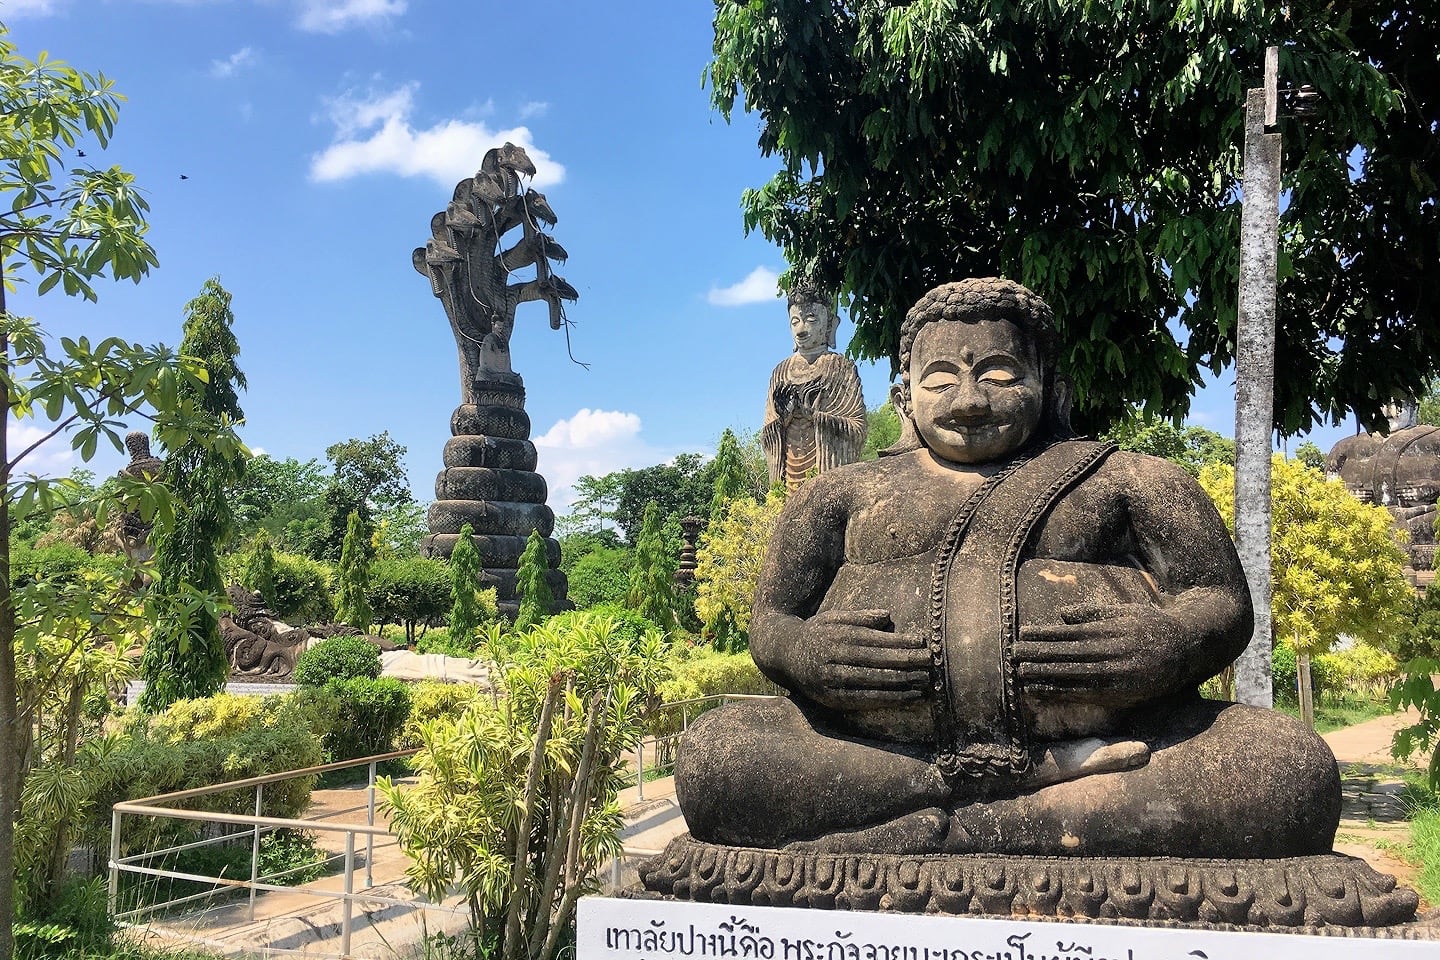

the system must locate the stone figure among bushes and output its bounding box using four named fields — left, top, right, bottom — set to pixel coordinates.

left=761, top=279, right=867, bottom=491
left=648, top=278, right=1416, bottom=926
